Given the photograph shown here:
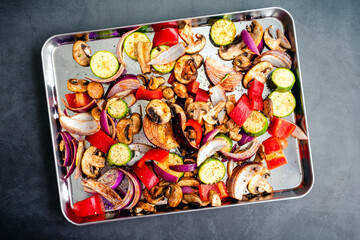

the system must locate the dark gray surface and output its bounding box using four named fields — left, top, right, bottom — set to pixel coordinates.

left=0, top=0, right=359, bottom=239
